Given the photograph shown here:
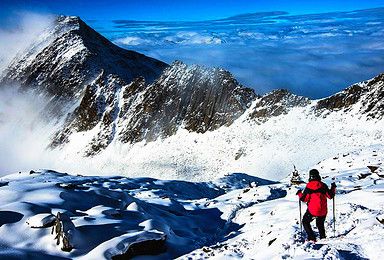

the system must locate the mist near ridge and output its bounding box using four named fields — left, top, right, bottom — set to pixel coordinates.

left=0, top=13, right=57, bottom=176
left=0, top=12, right=54, bottom=71
left=89, top=8, right=384, bottom=98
